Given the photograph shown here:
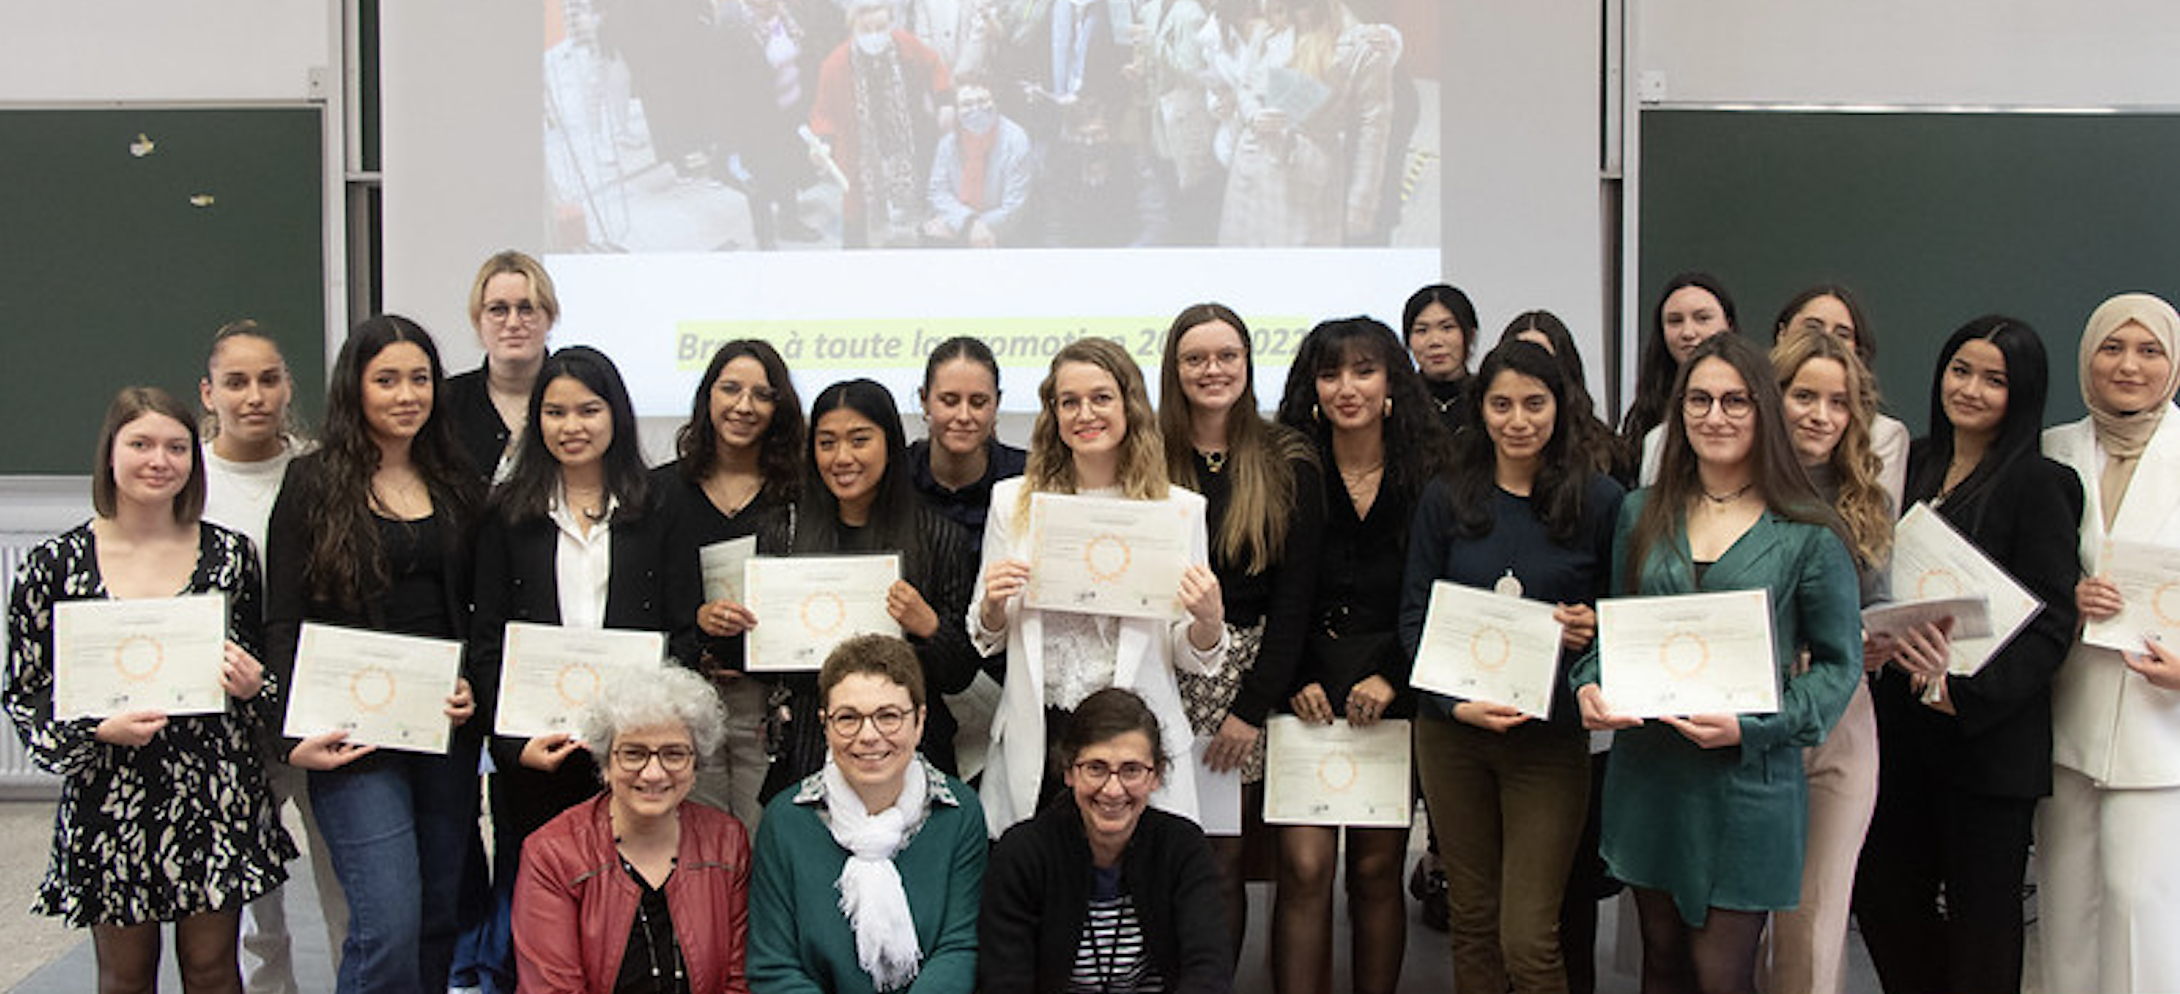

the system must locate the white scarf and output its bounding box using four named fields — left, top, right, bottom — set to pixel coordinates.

left=823, top=758, right=928, bottom=991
